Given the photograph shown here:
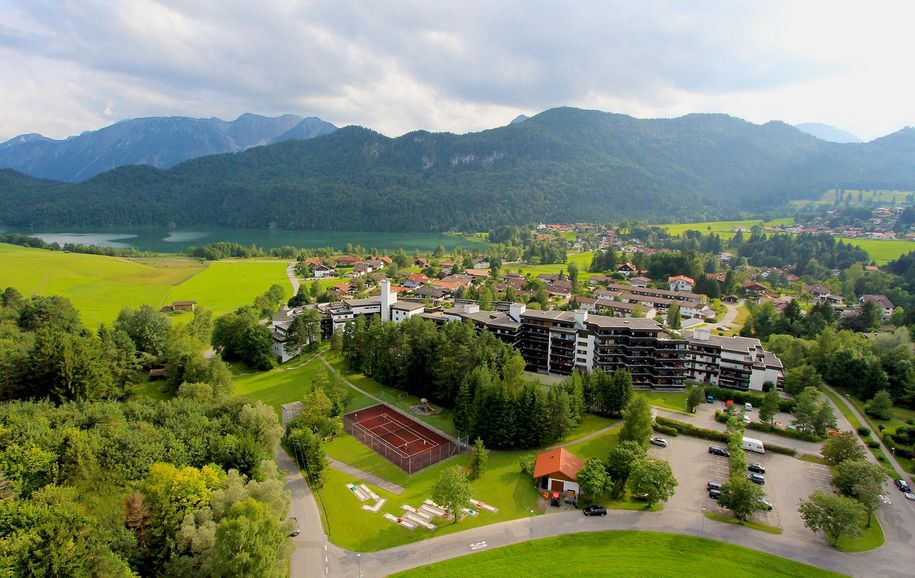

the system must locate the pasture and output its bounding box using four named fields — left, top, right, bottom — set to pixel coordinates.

left=0, top=244, right=291, bottom=326
left=660, top=219, right=793, bottom=239
left=838, top=238, right=914, bottom=264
